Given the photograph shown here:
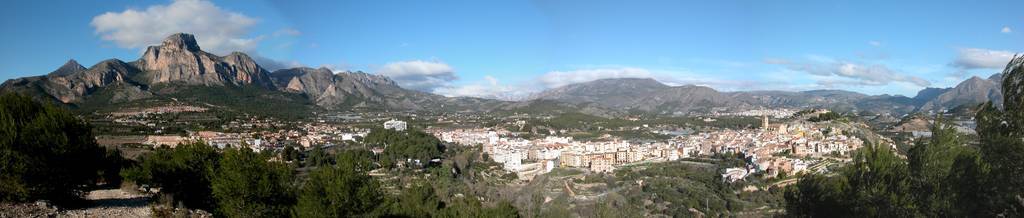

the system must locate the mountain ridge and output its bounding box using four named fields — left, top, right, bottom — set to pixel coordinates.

left=0, top=33, right=503, bottom=114
left=532, top=74, right=1005, bottom=115
left=0, top=33, right=1011, bottom=117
